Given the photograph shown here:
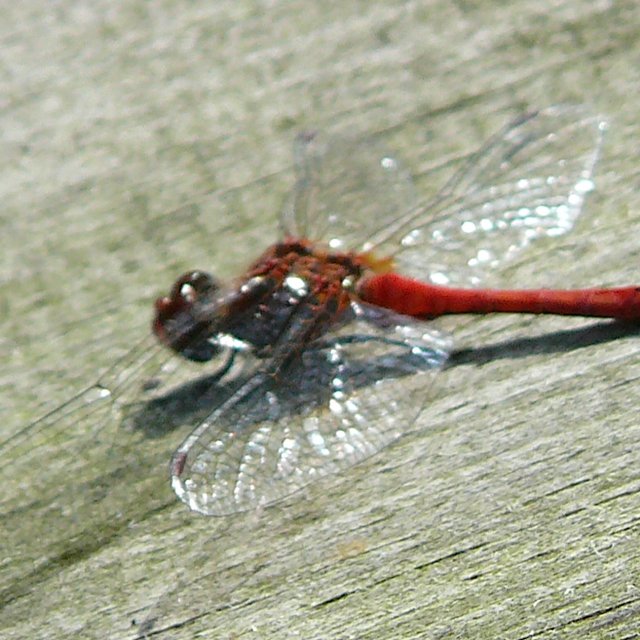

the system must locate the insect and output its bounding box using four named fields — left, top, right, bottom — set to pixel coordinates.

left=3, top=106, right=630, bottom=521
left=152, top=105, right=636, bottom=515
